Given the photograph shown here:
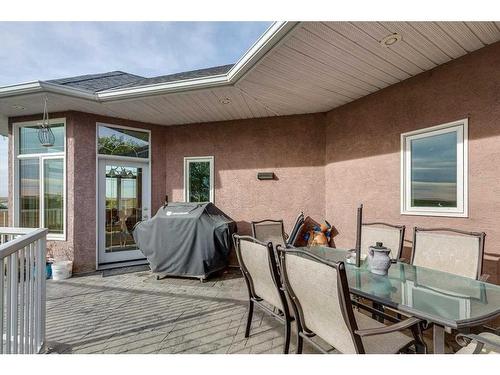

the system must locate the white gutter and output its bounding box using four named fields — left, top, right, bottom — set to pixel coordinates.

left=0, top=21, right=299, bottom=103
left=0, top=81, right=43, bottom=98
left=0, top=80, right=97, bottom=101
left=97, top=21, right=300, bottom=101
